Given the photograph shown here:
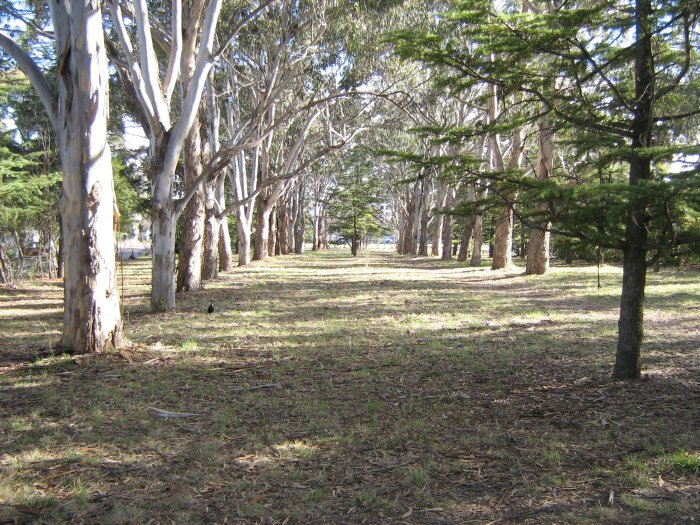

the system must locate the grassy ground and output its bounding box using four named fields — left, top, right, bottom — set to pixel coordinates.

left=1, top=249, right=699, bottom=524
